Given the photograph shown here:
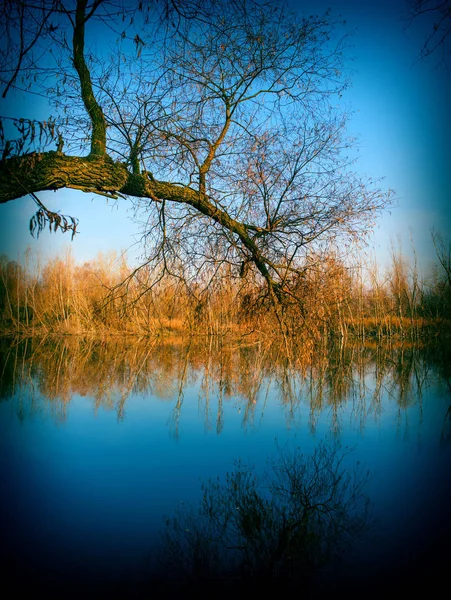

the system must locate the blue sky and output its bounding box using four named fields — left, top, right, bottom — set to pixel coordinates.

left=1, top=0, right=450, bottom=275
